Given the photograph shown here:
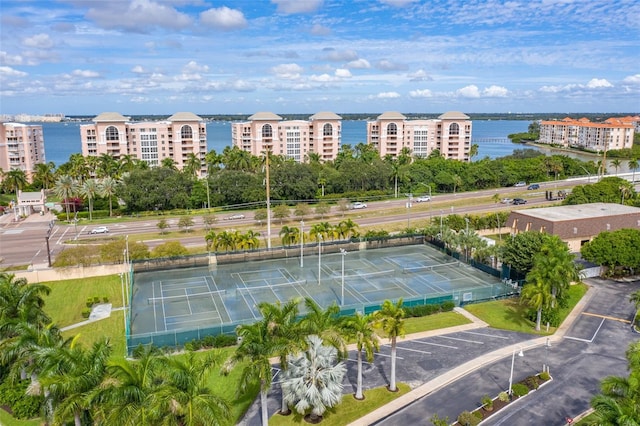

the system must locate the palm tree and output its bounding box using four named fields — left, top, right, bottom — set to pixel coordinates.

left=68, top=154, right=90, bottom=182
left=228, top=319, right=277, bottom=426
left=611, top=158, right=621, bottom=176
left=33, top=161, right=56, bottom=190
left=628, top=158, right=639, bottom=183
left=630, top=290, right=640, bottom=312
left=97, top=153, right=120, bottom=179
left=258, top=299, right=304, bottom=415
left=100, top=177, right=117, bottom=217
left=373, top=298, right=405, bottom=392
left=281, top=335, right=346, bottom=422
left=153, top=351, right=231, bottom=426
left=53, top=175, right=78, bottom=222
left=119, top=154, right=136, bottom=175
left=520, top=275, right=551, bottom=331
left=0, top=273, right=51, bottom=330
left=161, top=157, right=178, bottom=170
left=184, top=152, right=202, bottom=178
left=5, top=168, right=28, bottom=206
left=279, top=225, right=300, bottom=247
left=40, top=339, right=112, bottom=426
left=343, top=312, right=379, bottom=399
left=337, top=219, right=359, bottom=240
left=79, top=179, right=100, bottom=221
left=243, top=230, right=261, bottom=250
left=300, top=298, right=348, bottom=358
